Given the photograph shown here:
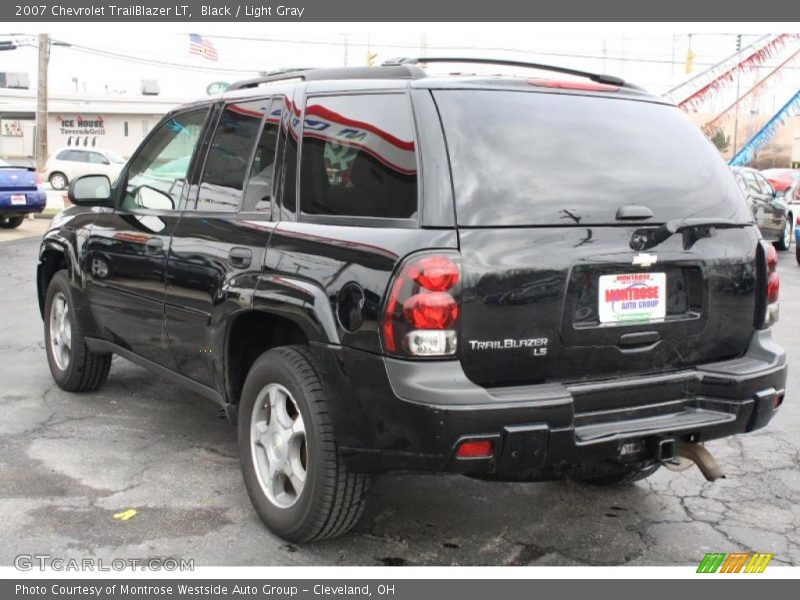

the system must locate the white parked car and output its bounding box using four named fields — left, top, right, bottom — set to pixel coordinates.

left=44, top=147, right=126, bottom=190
